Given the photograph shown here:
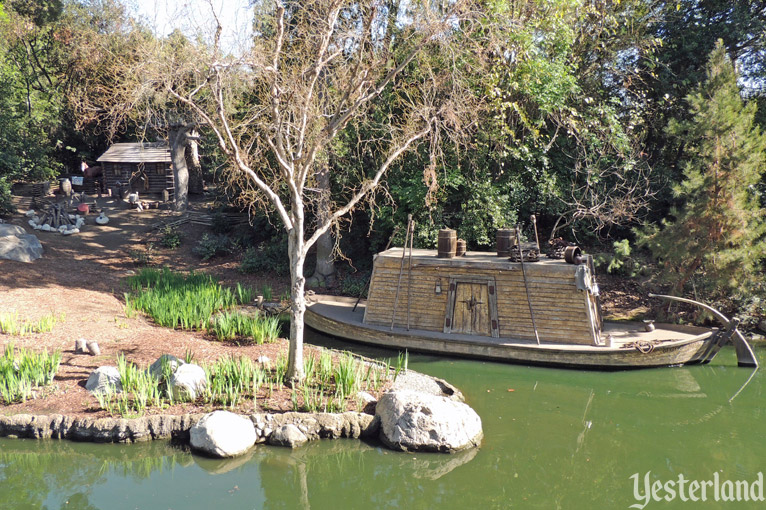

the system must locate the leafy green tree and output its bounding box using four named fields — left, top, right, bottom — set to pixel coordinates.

left=637, top=41, right=766, bottom=297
